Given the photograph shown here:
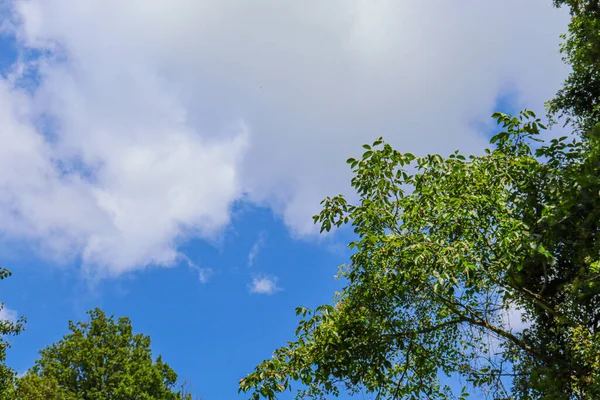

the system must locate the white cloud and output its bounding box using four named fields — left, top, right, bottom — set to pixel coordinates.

left=0, top=0, right=570, bottom=275
left=248, top=232, right=265, bottom=267
left=197, top=268, right=213, bottom=284
left=0, top=304, right=17, bottom=323
left=249, top=275, right=282, bottom=295
left=179, top=254, right=213, bottom=283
